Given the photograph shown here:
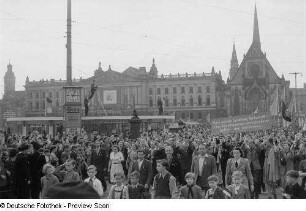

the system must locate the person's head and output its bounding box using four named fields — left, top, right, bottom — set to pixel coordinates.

left=207, top=175, right=219, bottom=189
left=44, top=149, right=50, bottom=157
left=114, top=172, right=124, bottom=185
left=42, top=163, right=55, bottom=176
left=63, top=145, right=69, bottom=152
left=87, top=165, right=97, bottom=178
left=232, top=147, right=243, bottom=159
left=137, top=149, right=145, bottom=161
left=185, top=172, right=196, bottom=186
left=50, top=145, right=57, bottom=153
left=232, top=171, right=243, bottom=186
left=18, top=143, right=32, bottom=154
left=95, top=139, right=100, bottom=148
left=198, top=144, right=208, bottom=156
left=9, top=148, right=18, bottom=160
left=112, top=145, right=119, bottom=153
left=286, top=170, right=299, bottom=185
left=165, top=146, right=173, bottom=157
left=65, top=159, right=76, bottom=172
left=156, top=159, right=168, bottom=173
left=130, top=171, right=140, bottom=185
